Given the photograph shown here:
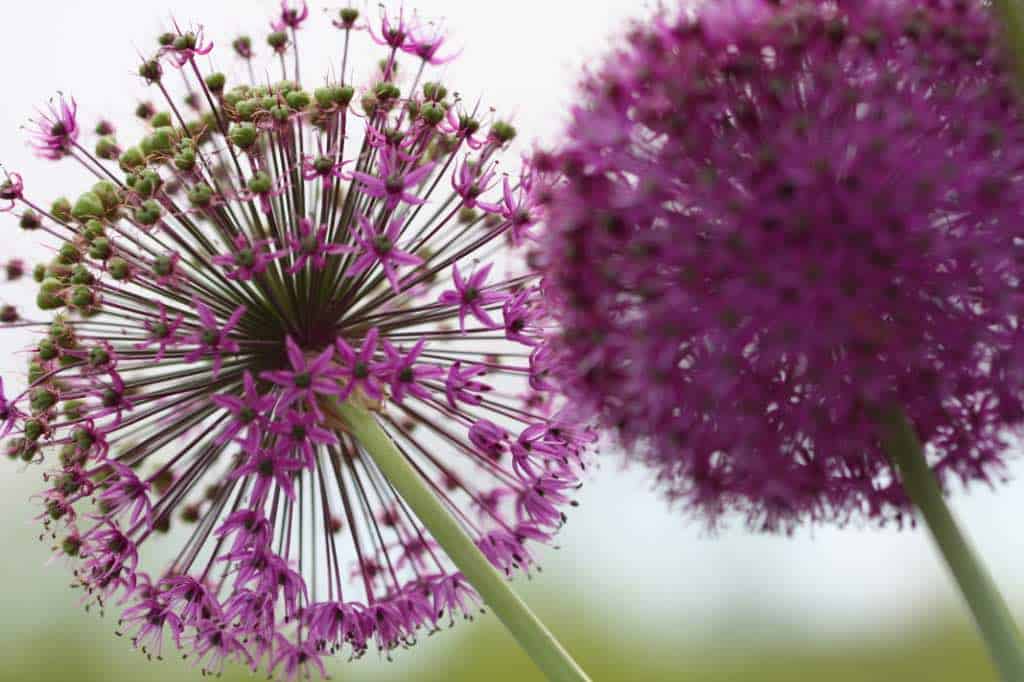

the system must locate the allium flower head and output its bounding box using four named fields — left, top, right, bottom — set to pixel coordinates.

left=0, top=6, right=588, bottom=678
left=539, top=0, right=1024, bottom=530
